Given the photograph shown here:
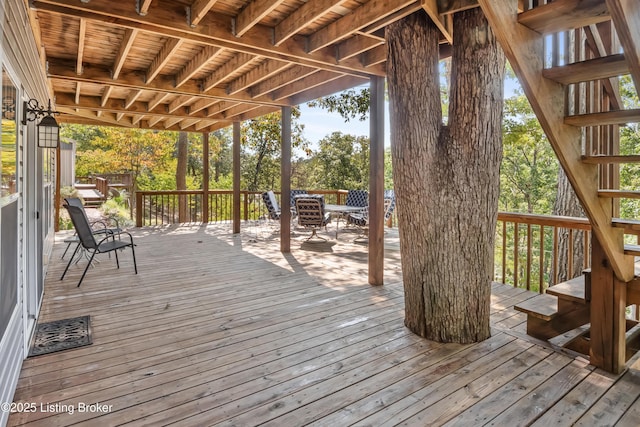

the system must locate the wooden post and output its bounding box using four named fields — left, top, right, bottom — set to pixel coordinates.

left=281, top=106, right=292, bottom=253
left=233, top=122, right=241, bottom=234
left=202, top=132, right=209, bottom=223
left=590, top=235, right=628, bottom=373
left=369, top=75, right=385, bottom=286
